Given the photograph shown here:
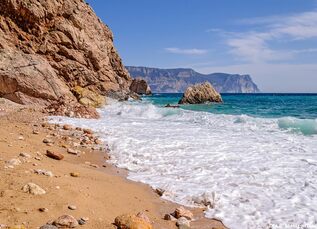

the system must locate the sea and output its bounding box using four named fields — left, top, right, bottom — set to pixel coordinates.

left=51, top=93, right=317, bottom=229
